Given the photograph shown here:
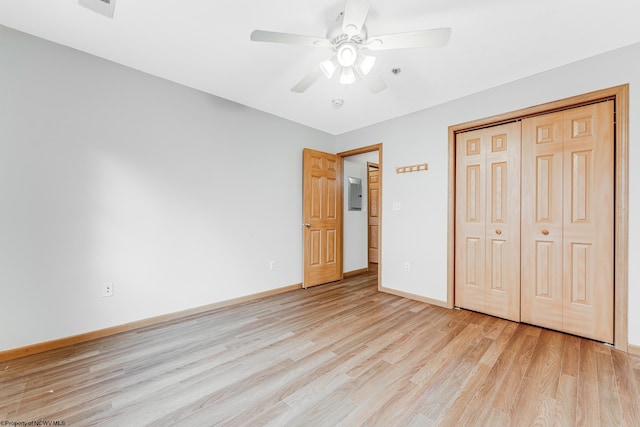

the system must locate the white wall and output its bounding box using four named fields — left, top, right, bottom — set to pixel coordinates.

left=337, top=42, right=640, bottom=346
left=0, top=26, right=334, bottom=351
left=3, top=24, right=639, bottom=352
